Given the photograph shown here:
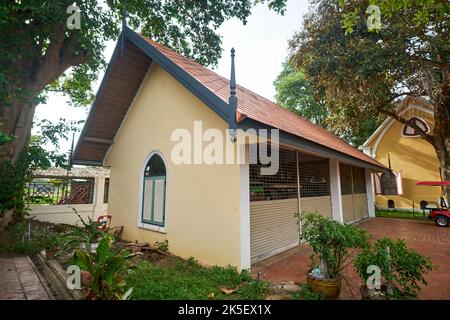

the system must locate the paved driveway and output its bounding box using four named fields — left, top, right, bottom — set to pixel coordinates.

left=252, top=218, right=450, bottom=299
